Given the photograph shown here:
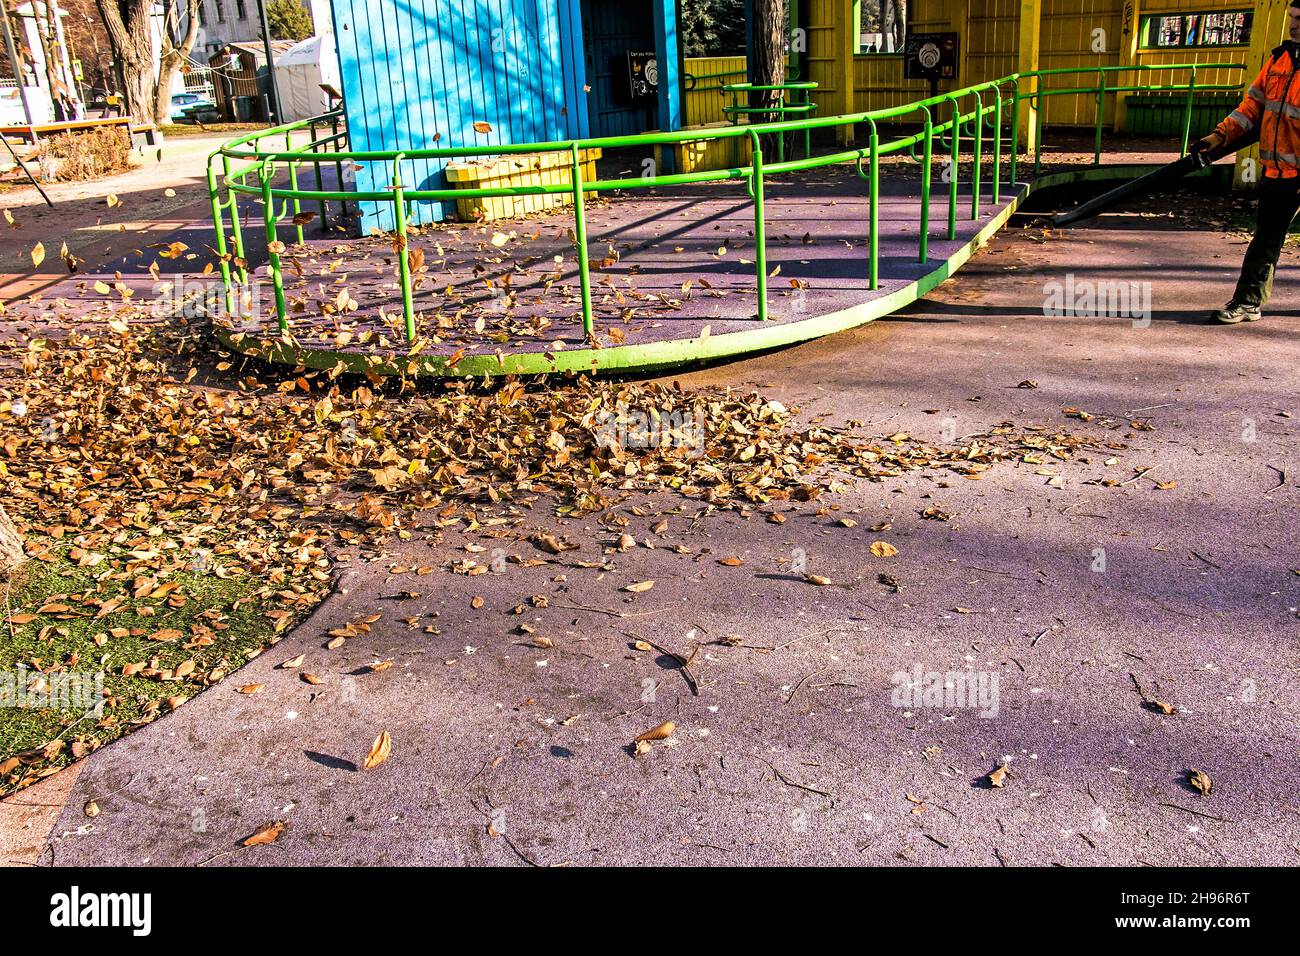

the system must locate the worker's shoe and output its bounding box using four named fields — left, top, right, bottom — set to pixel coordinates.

left=1210, top=301, right=1262, bottom=324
